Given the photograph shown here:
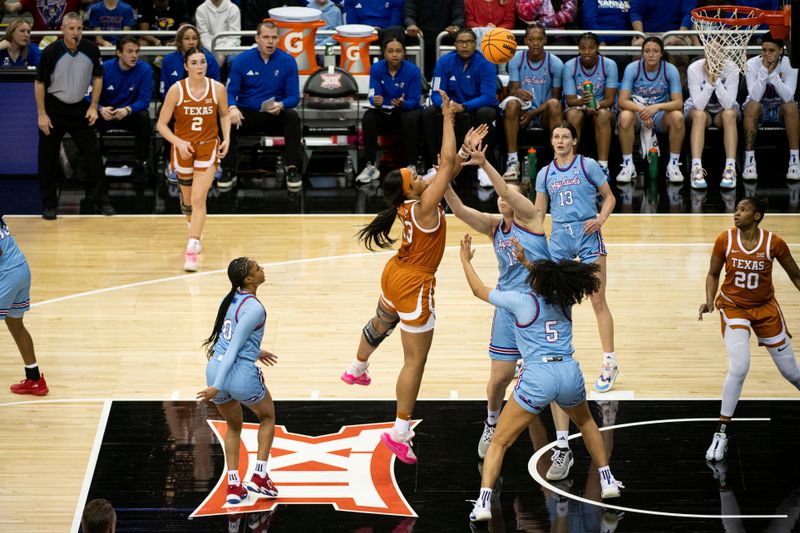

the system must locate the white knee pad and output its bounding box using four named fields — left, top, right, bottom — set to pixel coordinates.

left=767, top=340, right=800, bottom=389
